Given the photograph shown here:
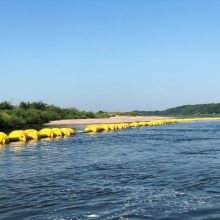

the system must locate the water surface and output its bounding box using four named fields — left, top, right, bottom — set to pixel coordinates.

left=1, top=121, right=220, bottom=219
